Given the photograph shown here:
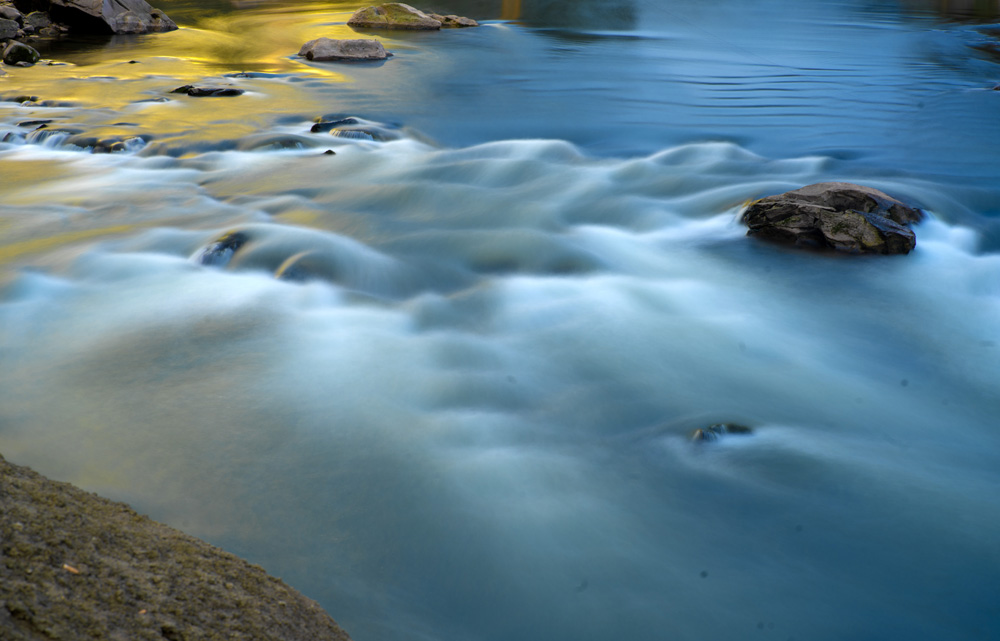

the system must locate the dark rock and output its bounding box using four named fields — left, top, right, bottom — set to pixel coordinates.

left=23, top=9, right=47, bottom=28
left=171, top=84, right=244, bottom=97
left=16, top=118, right=51, bottom=127
left=47, top=0, right=176, bottom=35
left=691, top=423, right=753, bottom=443
left=0, top=17, right=17, bottom=39
left=324, top=149, right=336, bottom=155
left=2, top=40, right=39, bottom=64
left=195, top=230, right=251, bottom=267
left=4, top=93, right=38, bottom=102
left=427, top=12, right=478, bottom=27
left=298, top=37, right=390, bottom=61
left=311, top=117, right=360, bottom=133
left=347, top=3, right=441, bottom=29
left=741, top=182, right=923, bottom=255
left=0, top=452, right=353, bottom=641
